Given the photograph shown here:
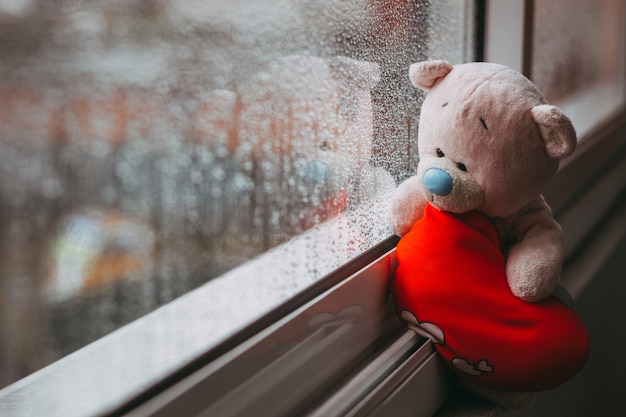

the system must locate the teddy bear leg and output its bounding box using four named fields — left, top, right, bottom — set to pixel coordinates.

left=458, top=379, right=533, bottom=409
